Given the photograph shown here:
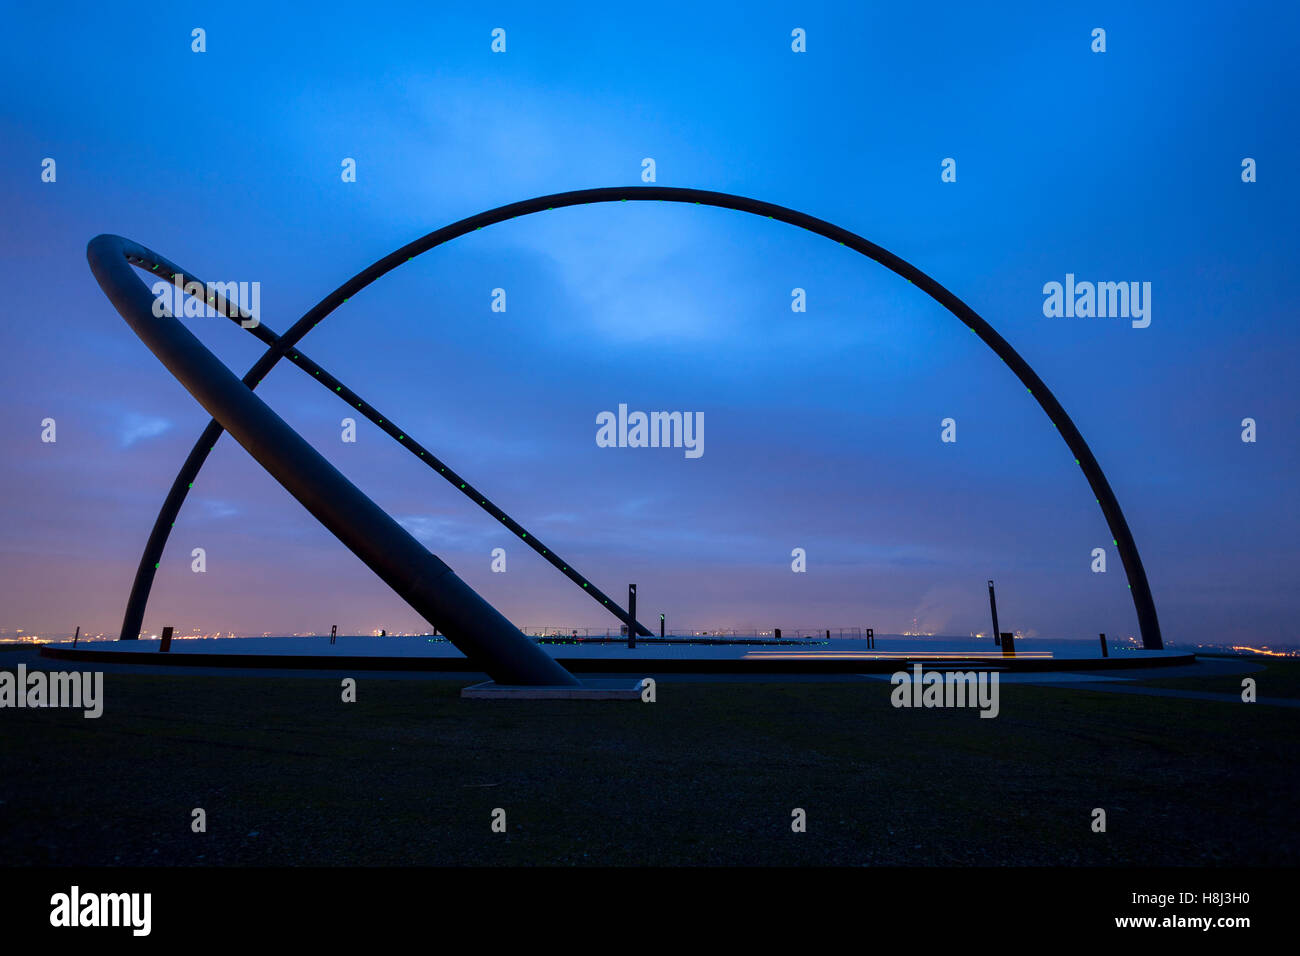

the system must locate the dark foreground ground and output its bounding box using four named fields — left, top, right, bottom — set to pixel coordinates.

left=1, top=655, right=1297, bottom=866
